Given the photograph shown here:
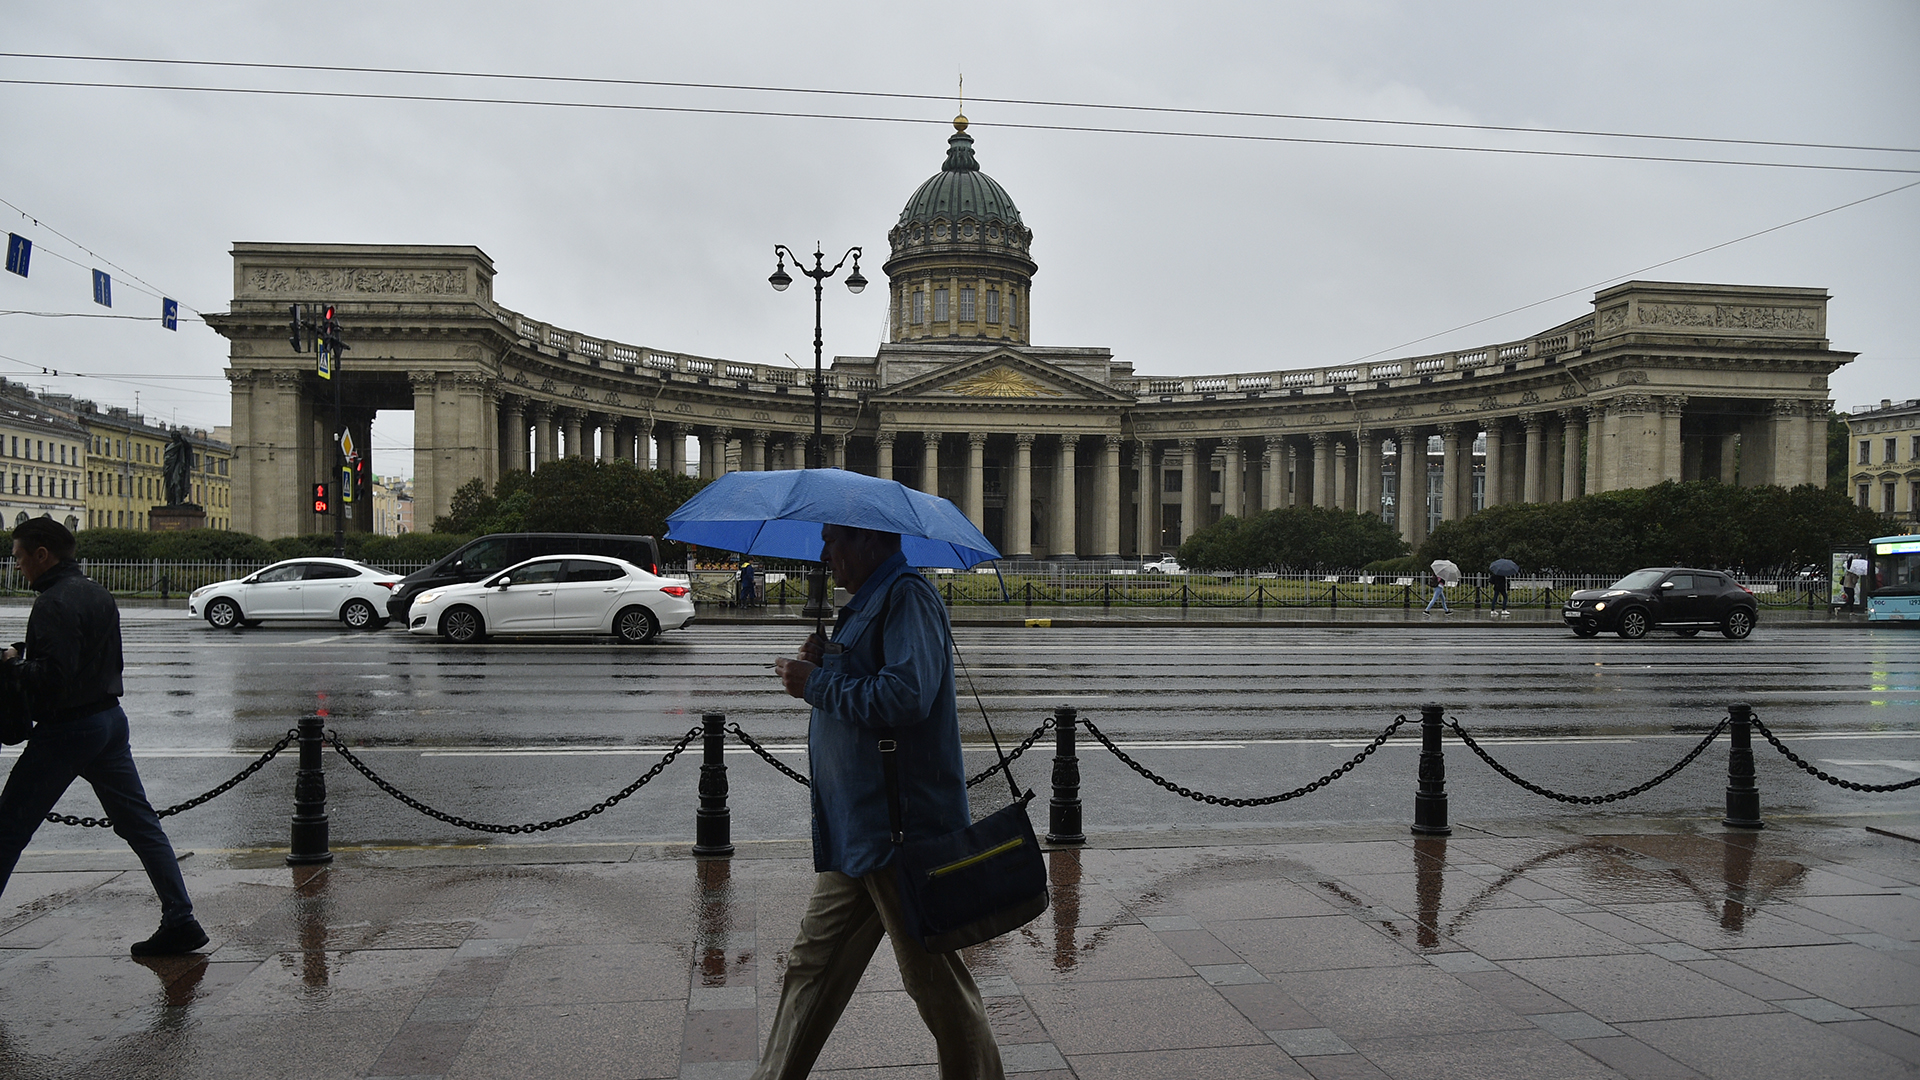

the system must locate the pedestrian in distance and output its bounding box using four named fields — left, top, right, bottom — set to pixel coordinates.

left=761, top=523, right=1004, bottom=1080
left=1489, top=556, right=1520, bottom=616
left=1423, top=572, right=1453, bottom=615
left=0, top=519, right=207, bottom=956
